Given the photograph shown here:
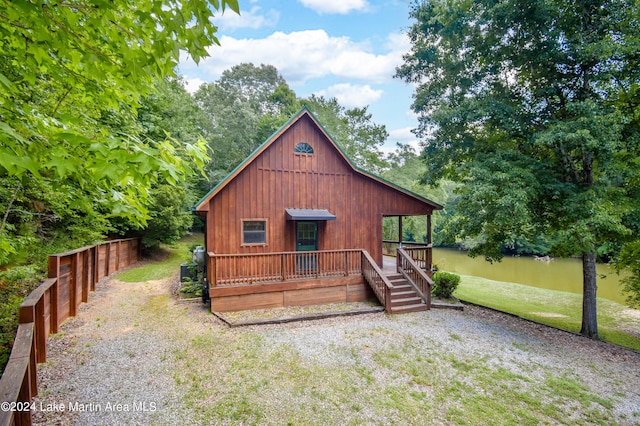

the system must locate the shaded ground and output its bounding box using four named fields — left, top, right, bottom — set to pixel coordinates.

left=32, top=272, right=640, bottom=425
